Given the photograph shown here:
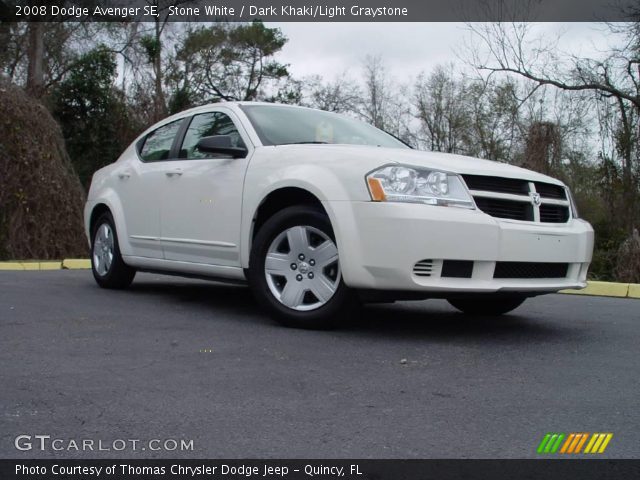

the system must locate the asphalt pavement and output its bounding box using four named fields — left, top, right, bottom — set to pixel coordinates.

left=1, top=270, right=638, bottom=458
